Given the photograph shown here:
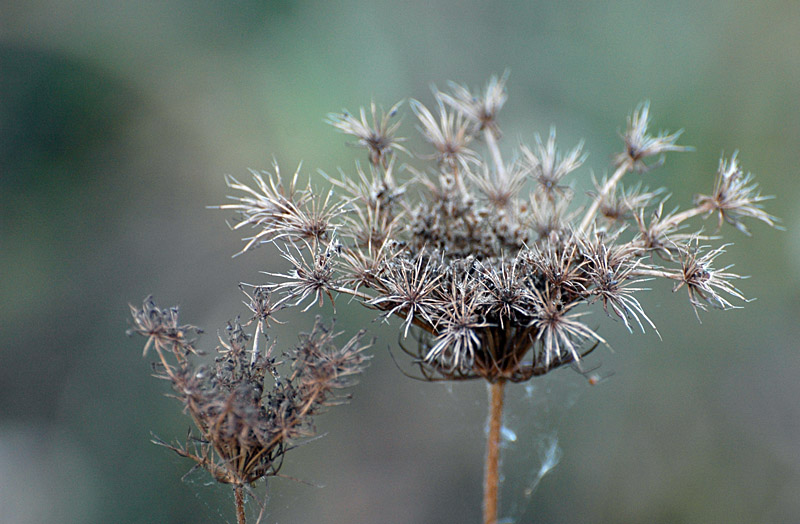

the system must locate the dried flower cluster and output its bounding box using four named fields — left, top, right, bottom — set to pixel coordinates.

left=219, top=75, right=776, bottom=385
left=128, top=291, right=369, bottom=521
left=129, top=74, right=776, bottom=524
